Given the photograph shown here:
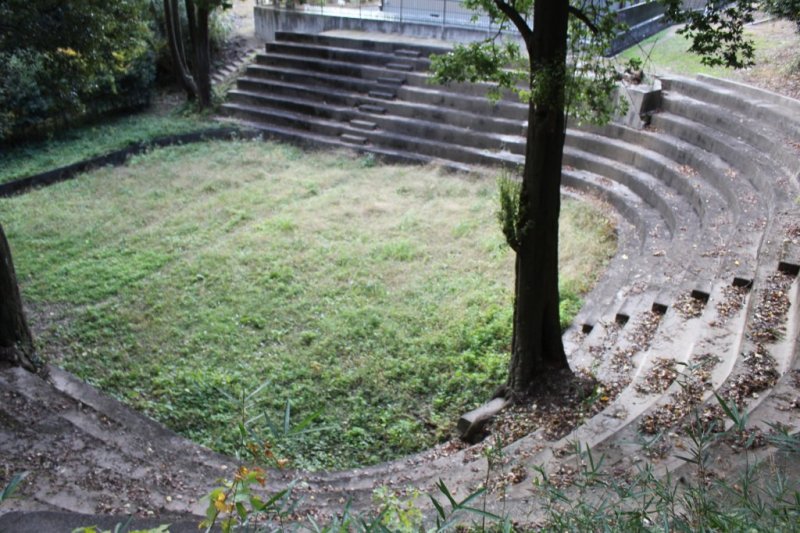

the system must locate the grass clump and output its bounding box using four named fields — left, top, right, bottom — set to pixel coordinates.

left=0, top=140, right=615, bottom=469
left=0, top=110, right=211, bottom=184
